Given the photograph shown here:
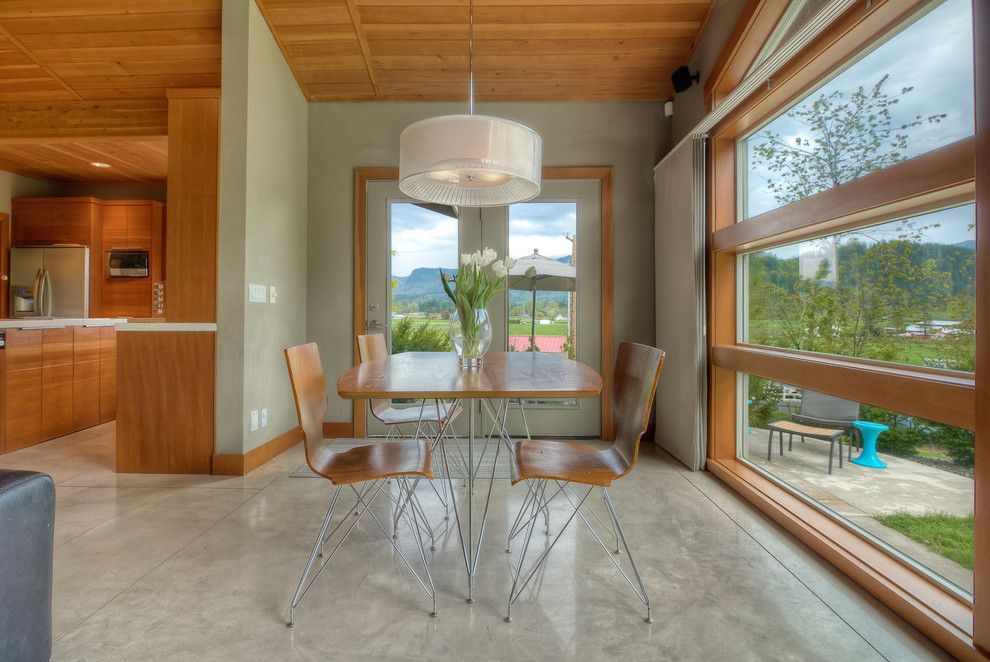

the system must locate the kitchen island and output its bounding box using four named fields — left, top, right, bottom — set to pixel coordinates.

left=0, top=318, right=124, bottom=454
